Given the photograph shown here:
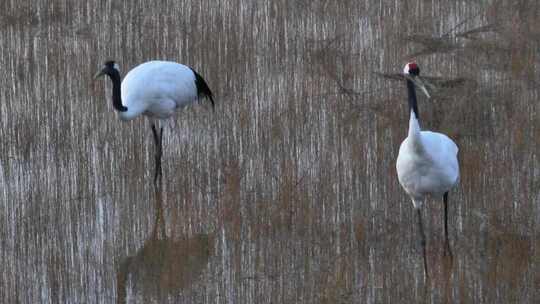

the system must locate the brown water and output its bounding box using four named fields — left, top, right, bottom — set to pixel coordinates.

left=1, top=1, right=539, bottom=303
